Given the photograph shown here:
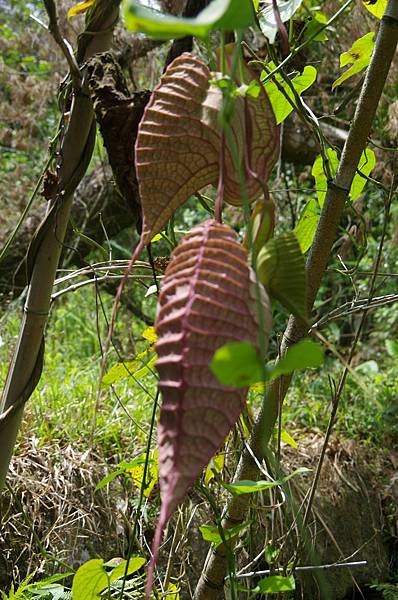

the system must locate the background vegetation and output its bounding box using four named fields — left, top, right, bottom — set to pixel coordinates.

left=0, top=0, right=397, bottom=598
